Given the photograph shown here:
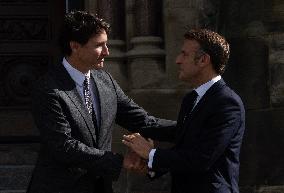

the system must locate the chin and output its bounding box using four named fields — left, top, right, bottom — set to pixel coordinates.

left=178, top=74, right=184, bottom=81
left=94, top=63, right=104, bottom=70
